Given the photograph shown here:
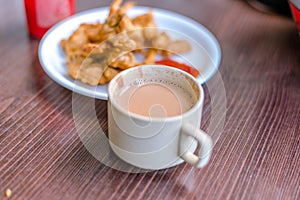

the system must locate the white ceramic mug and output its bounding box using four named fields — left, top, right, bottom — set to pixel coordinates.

left=107, top=65, right=213, bottom=170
